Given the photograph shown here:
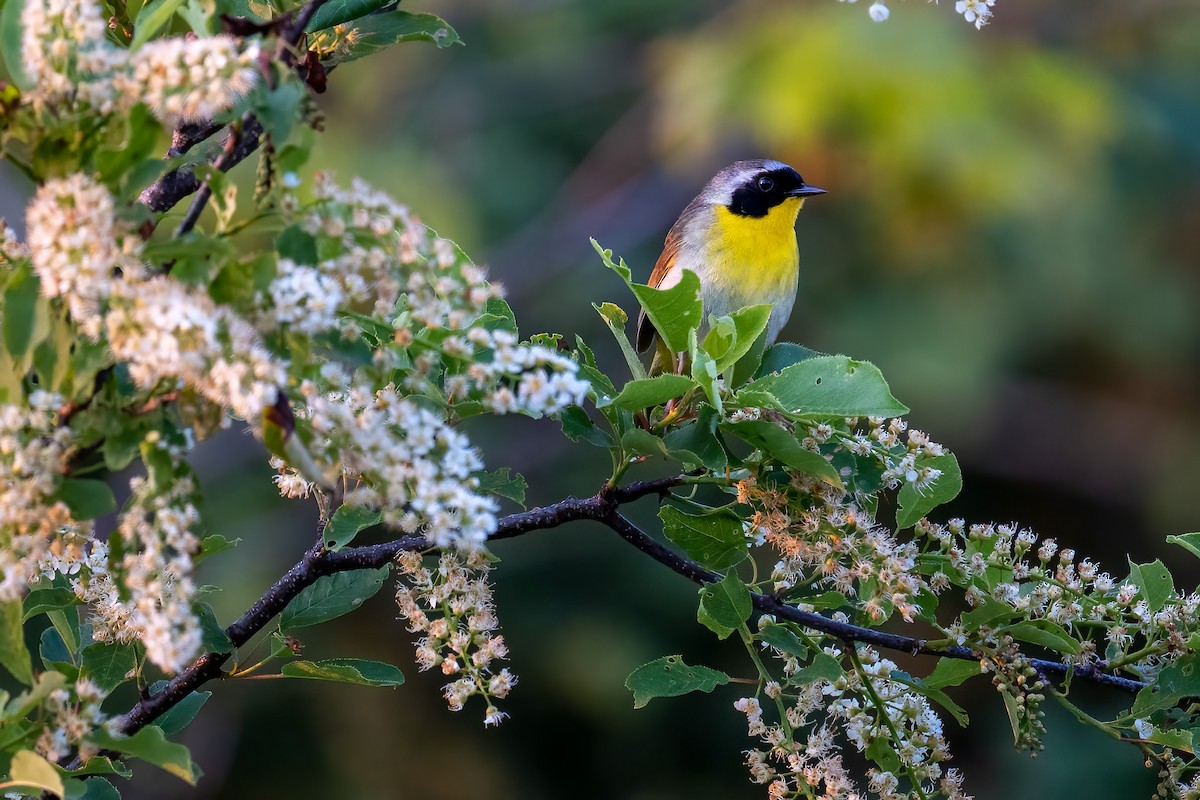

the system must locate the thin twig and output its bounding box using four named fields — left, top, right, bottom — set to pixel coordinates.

left=111, top=472, right=1145, bottom=742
